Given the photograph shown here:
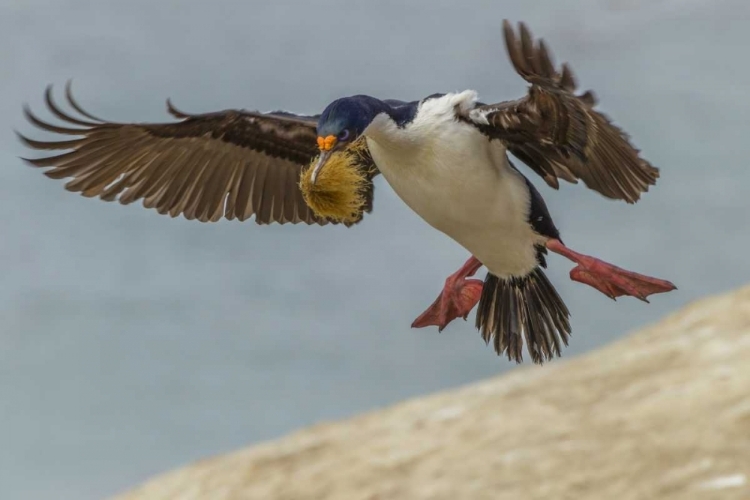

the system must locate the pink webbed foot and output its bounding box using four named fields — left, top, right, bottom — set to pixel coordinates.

left=411, top=256, right=484, bottom=332
left=546, top=239, right=677, bottom=302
